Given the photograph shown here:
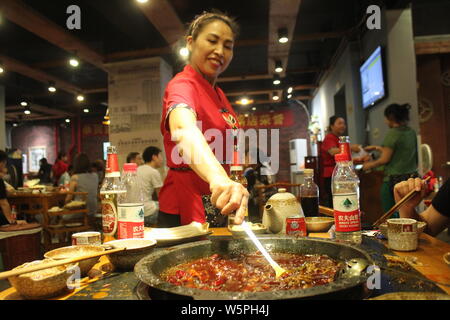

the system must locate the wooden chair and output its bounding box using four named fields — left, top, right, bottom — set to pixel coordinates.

left=254, top=182, right=301, bottom=219
left=43, top=192, right=91, bottom=251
